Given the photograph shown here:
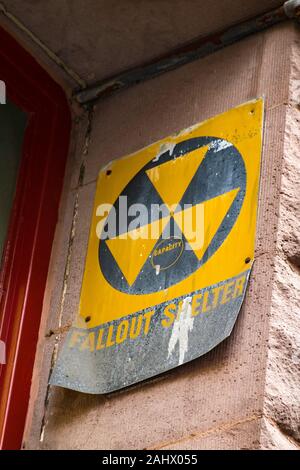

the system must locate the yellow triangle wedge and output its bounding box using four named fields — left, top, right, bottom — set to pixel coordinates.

left=105, top=215, right=170, bottom=286
left=173, top=188, right=239, bottom=261
left=146, top=146, right=209, bottom=210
